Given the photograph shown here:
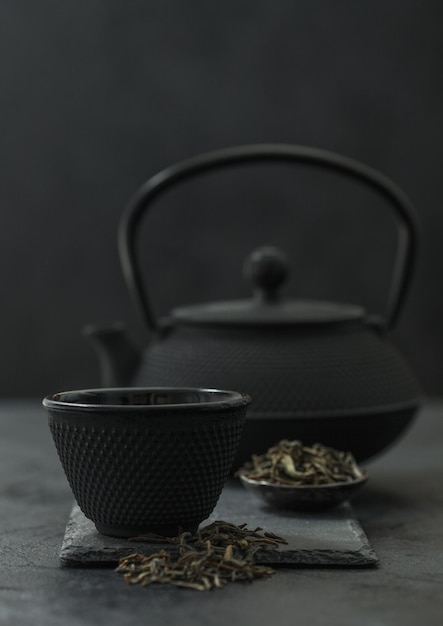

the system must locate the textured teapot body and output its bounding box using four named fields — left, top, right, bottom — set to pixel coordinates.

left=129, top=321, right=421, bottom=463
left=133, top=323, right=418, bottom=416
